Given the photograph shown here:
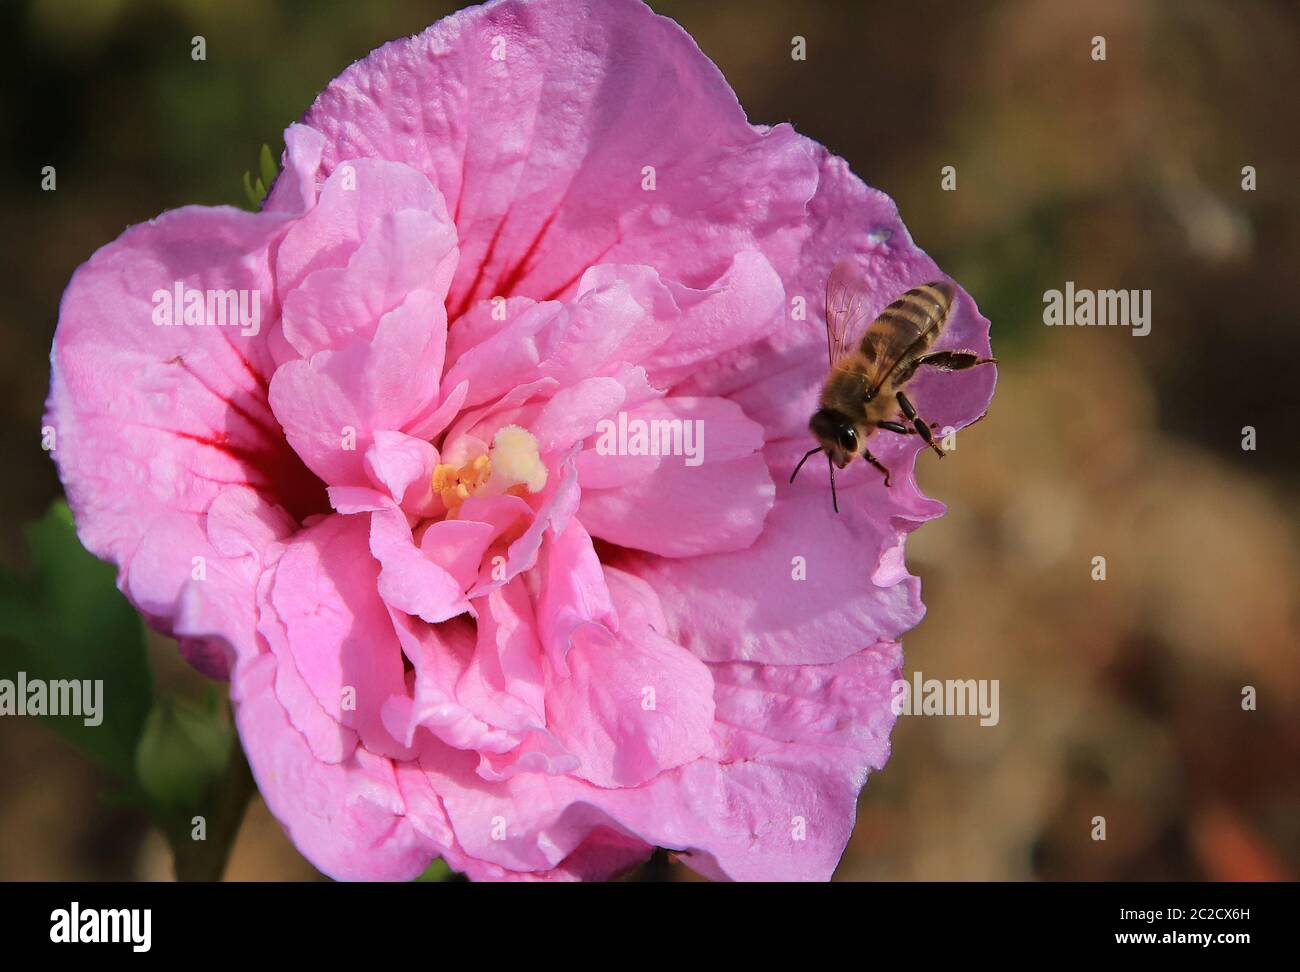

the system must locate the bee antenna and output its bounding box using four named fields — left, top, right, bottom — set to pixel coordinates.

left=828, top=455, right=839, bottom=513
left=790, top=447, right=821, bottom=484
